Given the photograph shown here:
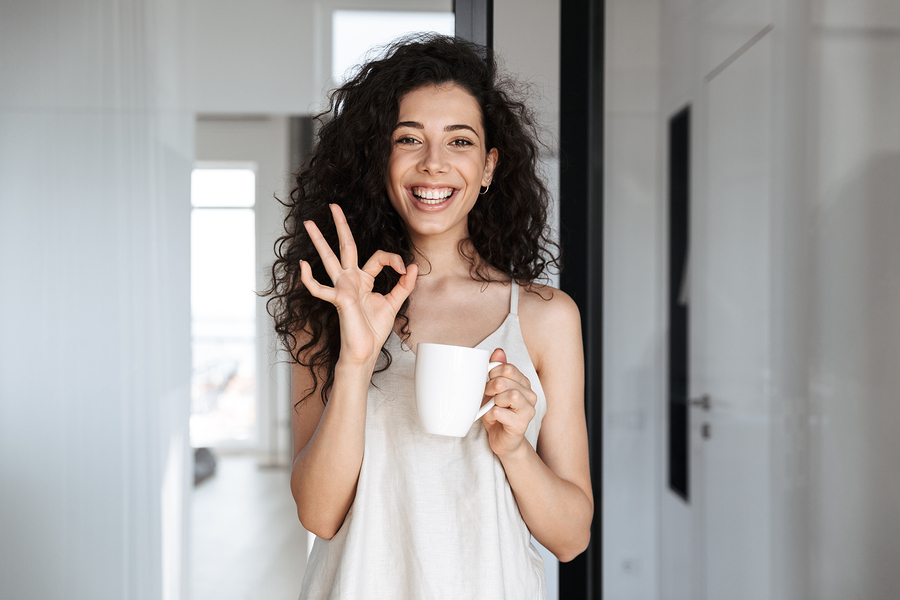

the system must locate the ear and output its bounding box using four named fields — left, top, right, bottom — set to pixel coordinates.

left=482, top=148, right=499, bottom=186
